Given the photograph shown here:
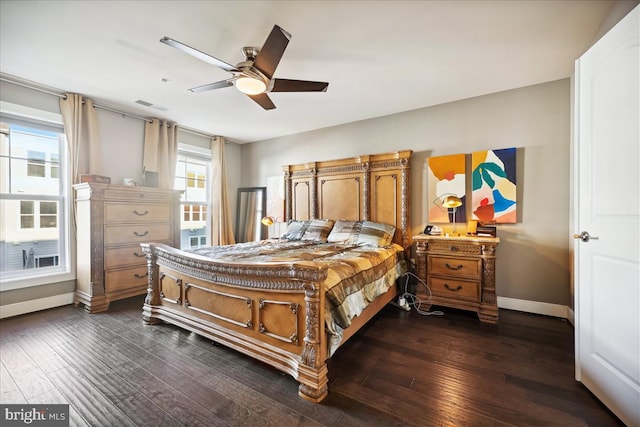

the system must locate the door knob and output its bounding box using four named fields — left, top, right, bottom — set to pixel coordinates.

left=573, top=231, right=599, bottom=242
